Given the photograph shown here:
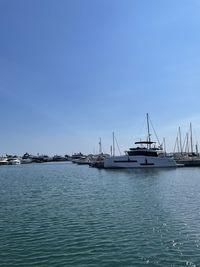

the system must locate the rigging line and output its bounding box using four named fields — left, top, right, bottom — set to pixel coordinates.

left=182, top=133, right=187, bottom=153
left=114, top=135, right=122, bottom=155
left=173, top=136, right=178, bottom=153
left=160, top=138, right=164, bottom=150
left=149, top=117, right=161, bottom=146
left=136, top=116, right=147, bottom=141
left=186, top=133, right=189, bottom=154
